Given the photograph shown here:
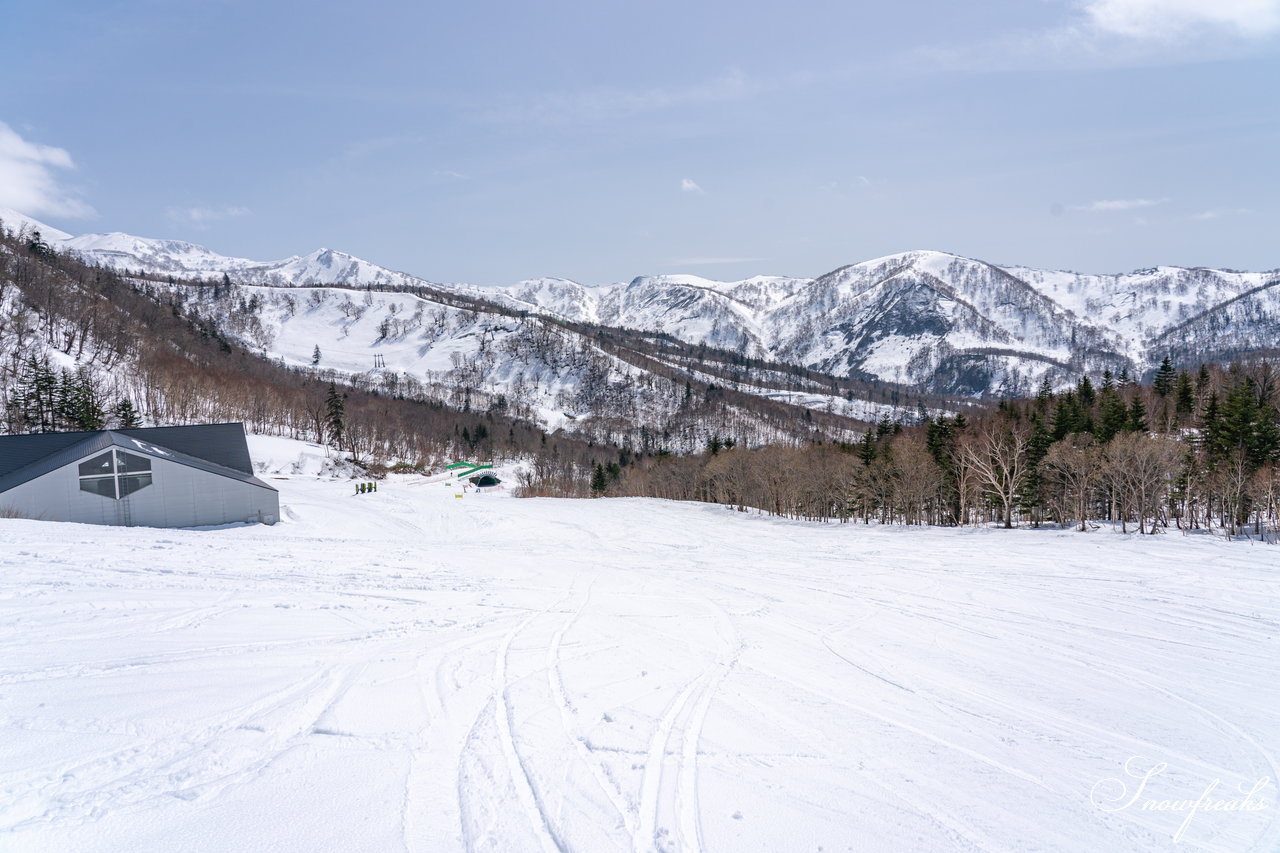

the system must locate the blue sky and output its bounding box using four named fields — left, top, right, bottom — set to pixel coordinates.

left=2, top=0, right=1278, bottom=285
